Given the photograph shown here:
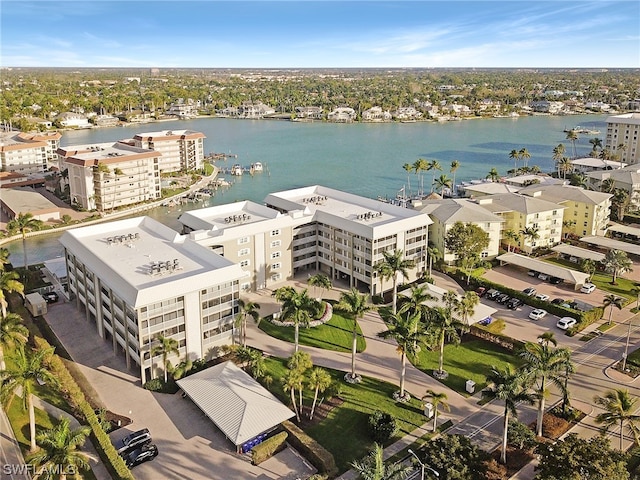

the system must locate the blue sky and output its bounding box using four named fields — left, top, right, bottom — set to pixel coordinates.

left=2, top=1, right=639, bottom=68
